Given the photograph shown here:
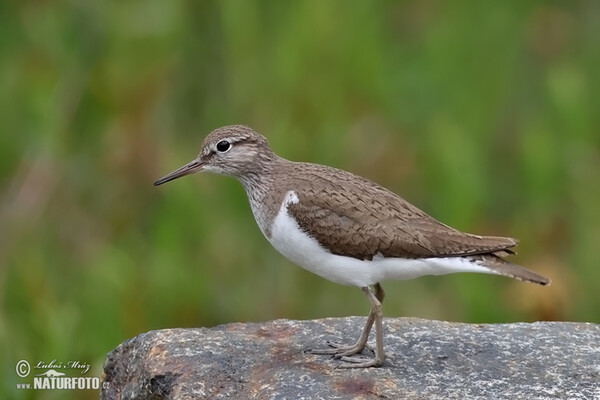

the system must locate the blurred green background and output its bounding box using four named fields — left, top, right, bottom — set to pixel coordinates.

left=2, top=1, right=599, bottom=398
